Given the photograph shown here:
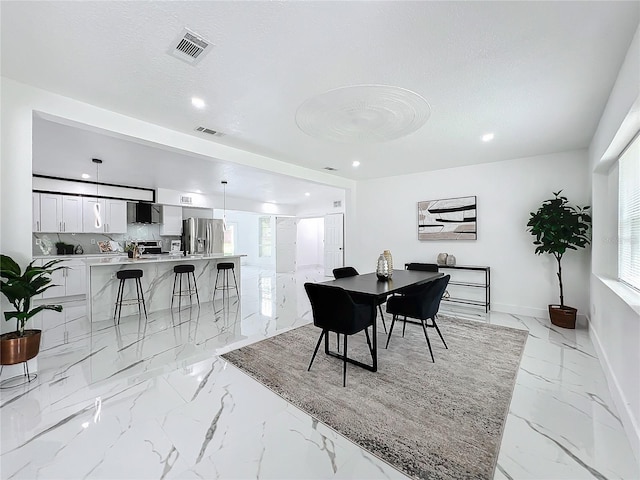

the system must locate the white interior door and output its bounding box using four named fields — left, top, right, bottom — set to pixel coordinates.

left=276, top=217, right=297, bottom=273
left=324, top=213, right=344, bottom=276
